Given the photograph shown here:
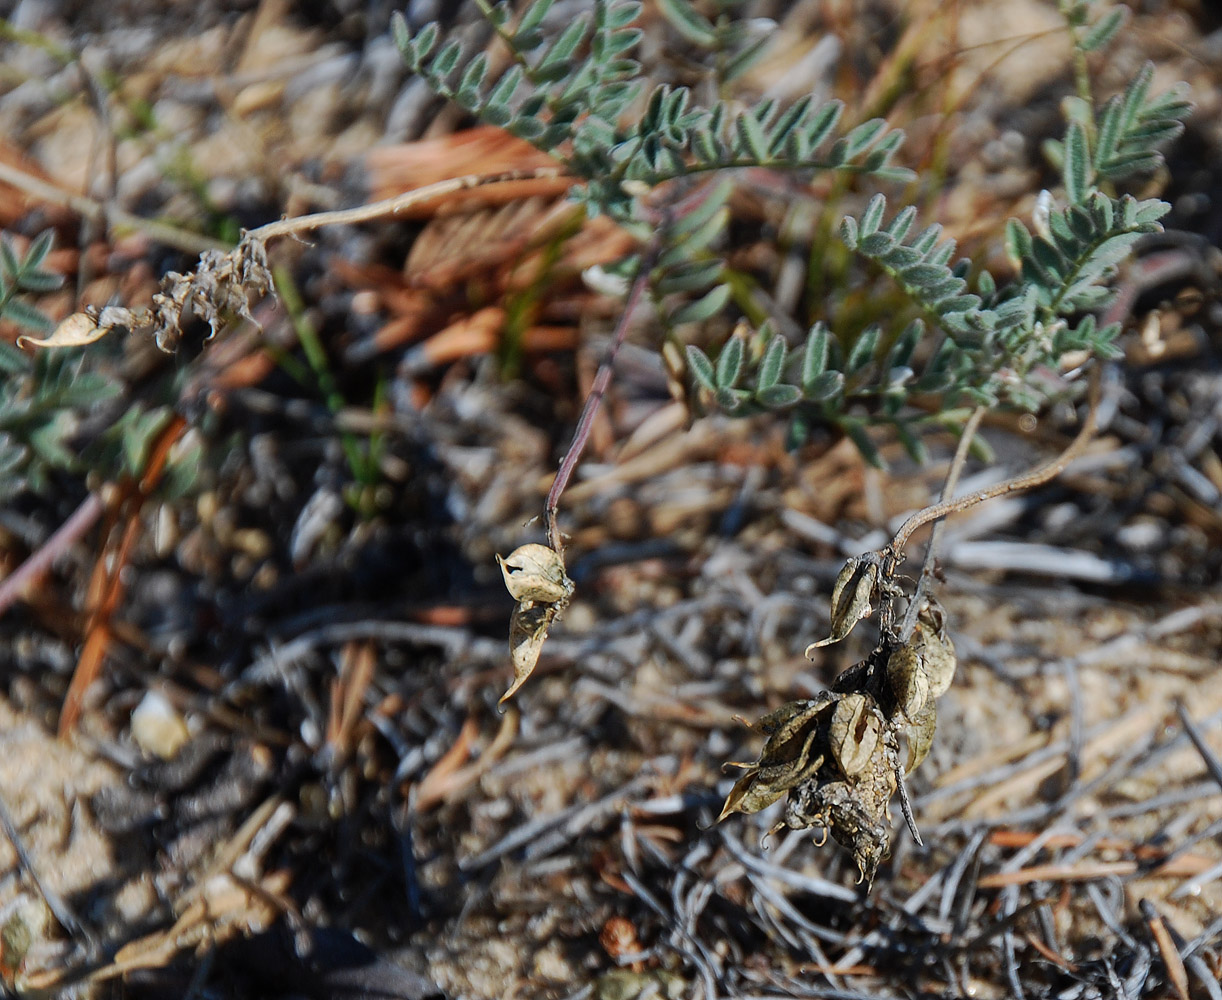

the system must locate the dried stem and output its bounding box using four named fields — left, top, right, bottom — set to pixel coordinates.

left=0, top=785, right=91, bottom=946
left=543, top=238, right=661, bottom=555
left=888, top=365, right=1101, bottom=559
left=0, top=159, right=227, bottom=256
left=247, top=167, right=568, bottom=243
left=0, top=492, right=103, bottom=617
left=896, top=405, right=986, bottom=643
left=0, top=156, right=568, bottom=256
